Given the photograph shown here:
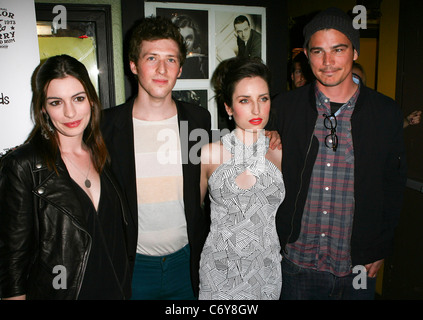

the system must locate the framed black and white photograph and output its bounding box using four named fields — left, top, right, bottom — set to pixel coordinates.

left=215, top=12, right=263, bottom=63
left=145, top=2, right=266, bottom=129
left=172, top=89, right=208, bottom=110
left=156, top=8, right=209, bottom=80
